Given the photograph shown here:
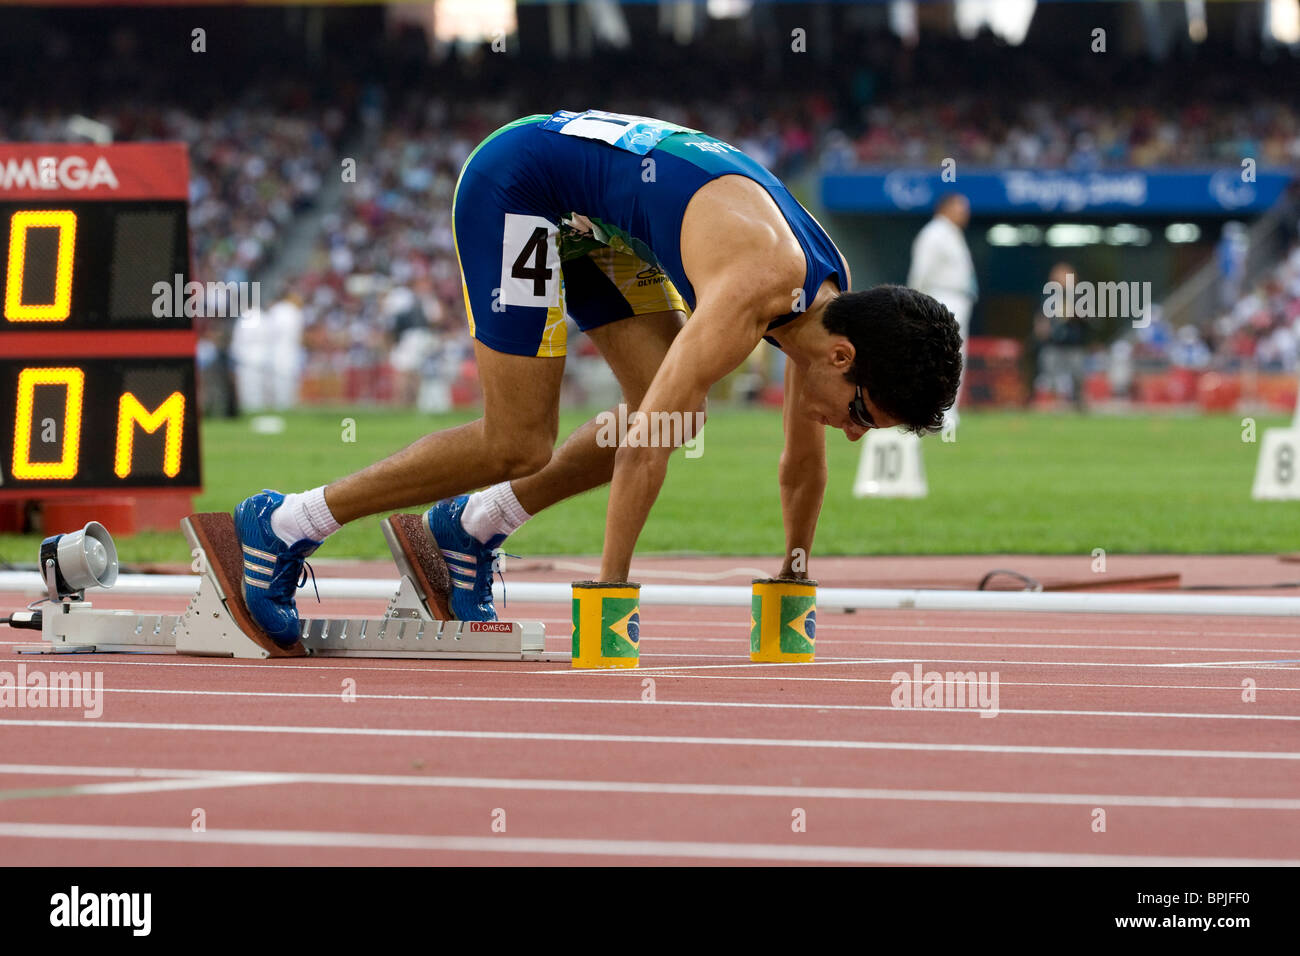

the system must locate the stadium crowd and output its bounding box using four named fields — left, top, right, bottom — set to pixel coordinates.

left=4, top=14, right=1297, bottom=413
left=818, top=96, right=1300, bottom=172
left=256, top=87, right=1300, bottom=412
left=1160, top=241, right=1300, bottom=374
left=6, top=105, right=342, bottom=291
